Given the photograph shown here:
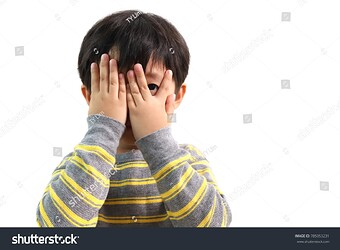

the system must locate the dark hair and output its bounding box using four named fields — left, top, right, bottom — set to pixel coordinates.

left=77, top=10, right=190, bottom=94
